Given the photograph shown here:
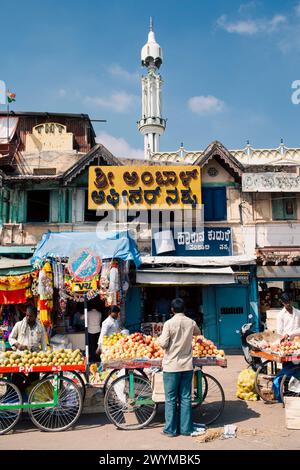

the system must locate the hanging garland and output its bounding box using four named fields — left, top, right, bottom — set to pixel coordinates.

left=32, top=255, right=130, bottom=305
